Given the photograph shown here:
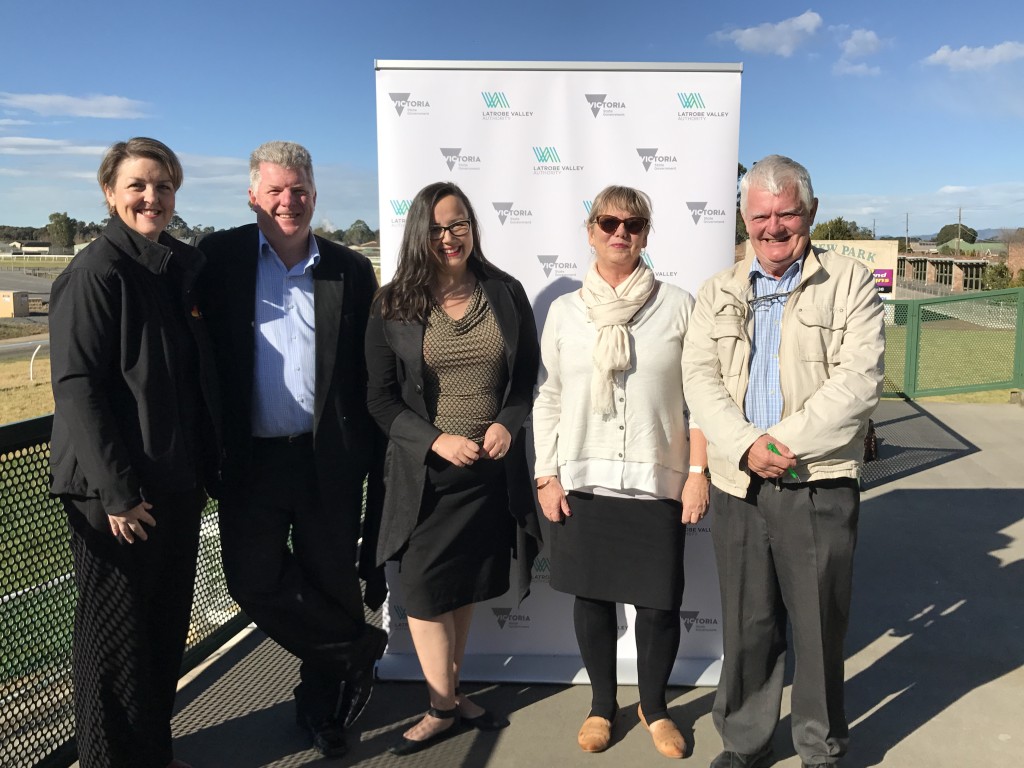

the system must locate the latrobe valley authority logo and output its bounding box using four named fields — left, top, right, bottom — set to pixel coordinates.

left=532, top=146, right=583, bottom=176
left=480, top=91, right=533, bottom=121
left=641, top=250, right=677, bottom=279
left=584, top=93, right=626, bottom=118
left=636, top=147, right=678, bottom=173
left=676, top=92, right=730, bottom=122
left=439, top=147, right=481, bottom=172
left=679, top=610, right=719, bottom=633
left=537, top=254, right=578, bottom=279
left=388, top=92, right=430, bottom=117
left=389, top=199, right=412, bottom=226
left=686, top=201, right=729, bottom=226
left=492, top=201, right=533, bottom=226
left=530, top=555, right=551, bottom=583
left=491, top=607, right=530, bottom=629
